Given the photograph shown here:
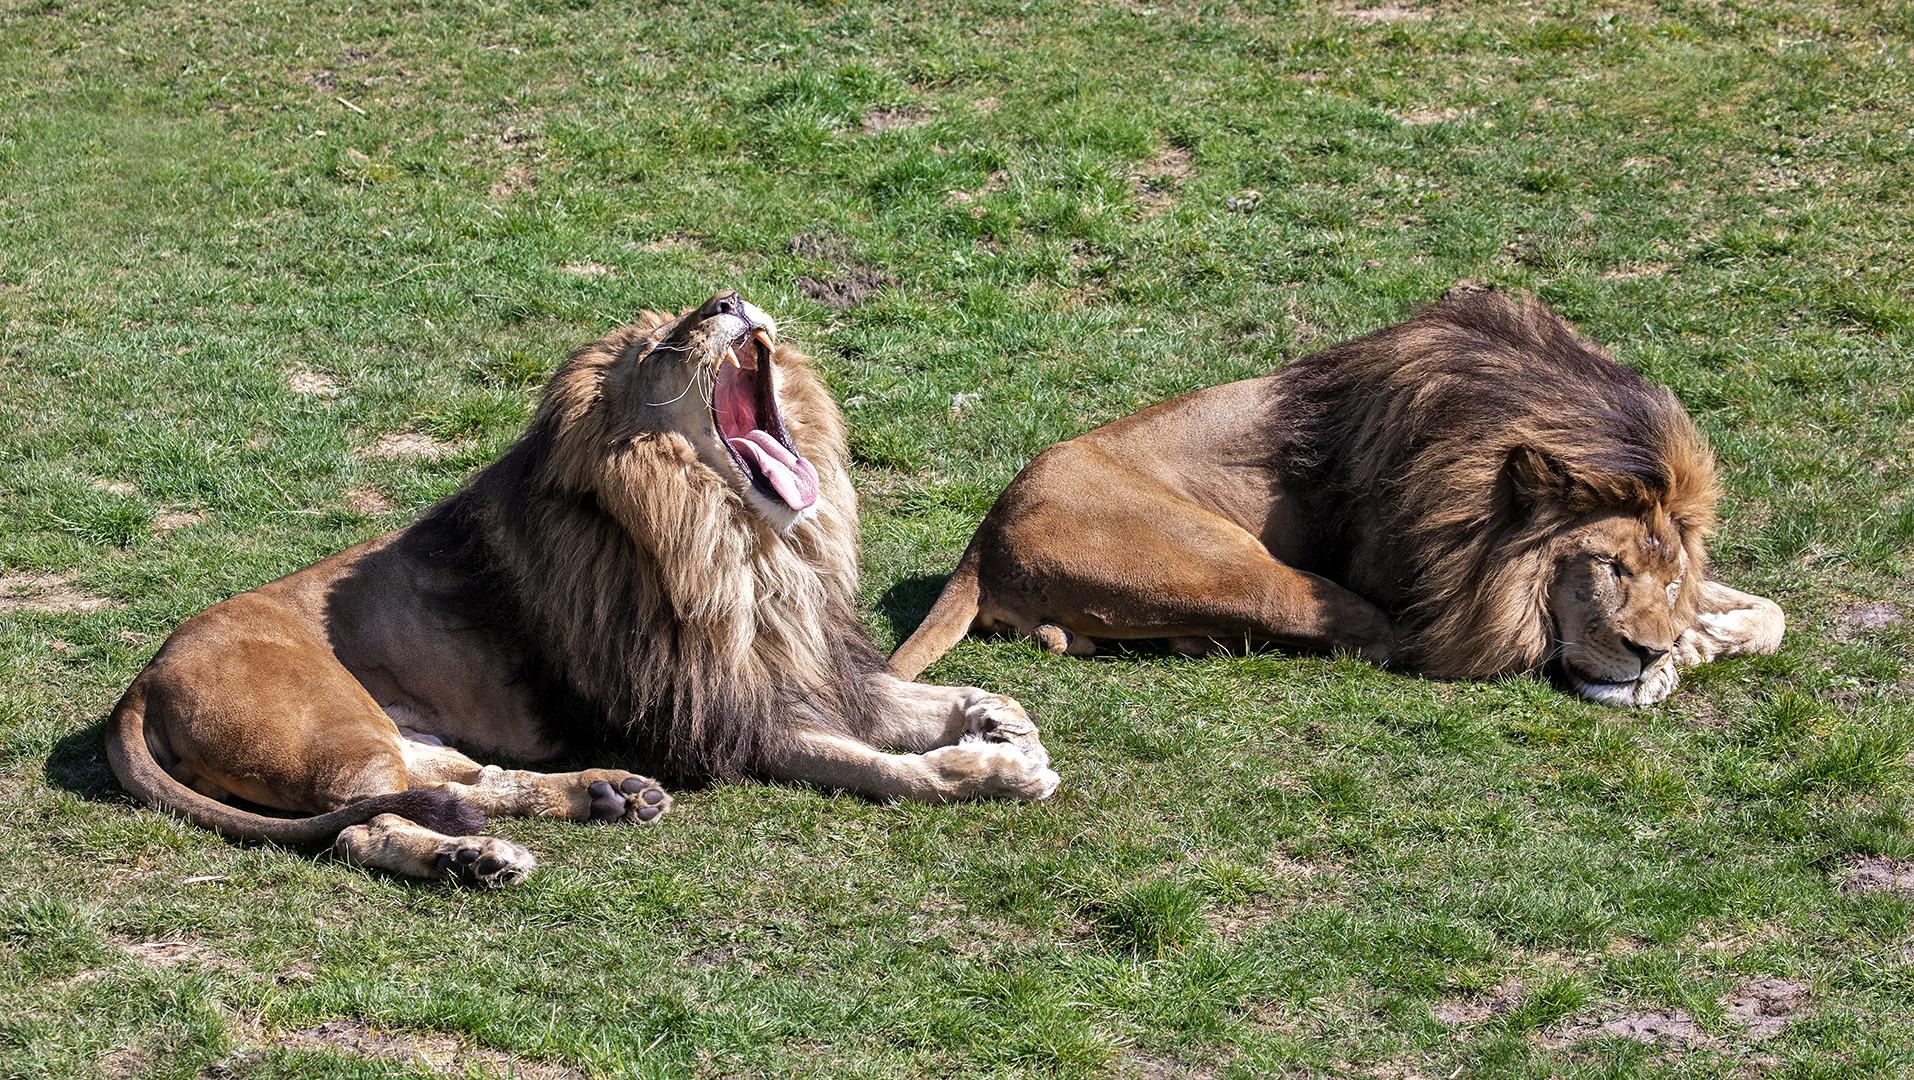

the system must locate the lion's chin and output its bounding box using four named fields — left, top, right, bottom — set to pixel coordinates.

left=1560, top=658, right=1680, bottom=708
left=743, top=485, right=818, bottom=535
